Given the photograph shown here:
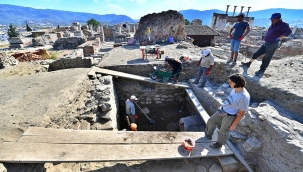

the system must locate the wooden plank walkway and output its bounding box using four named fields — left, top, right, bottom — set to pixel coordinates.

left=91, top=67, right=191, bottom=88
left=0, top=127, right=233, bottom=163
